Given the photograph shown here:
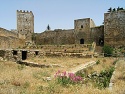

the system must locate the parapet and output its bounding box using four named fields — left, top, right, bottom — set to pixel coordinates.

left=17, top=10, right=32, bottom=13
left=74, top=18, right=90, bottom=21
